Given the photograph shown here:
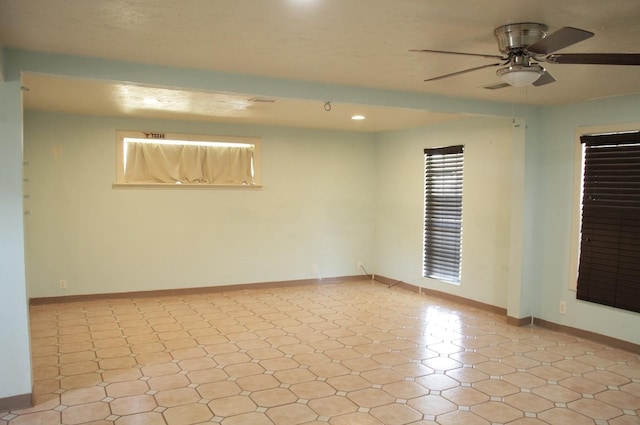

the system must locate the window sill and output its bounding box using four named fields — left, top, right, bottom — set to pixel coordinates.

left=112, top=183, right=263, bottom=190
